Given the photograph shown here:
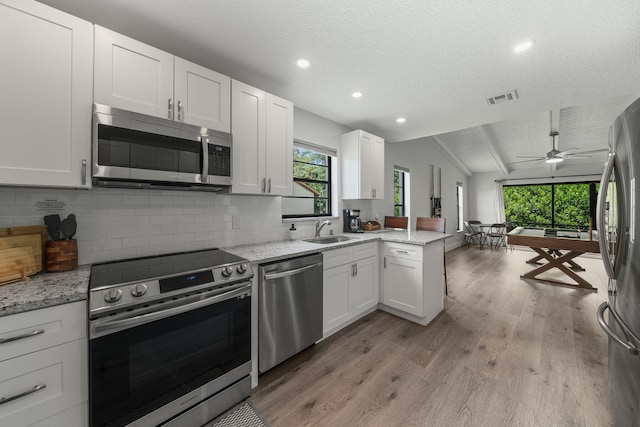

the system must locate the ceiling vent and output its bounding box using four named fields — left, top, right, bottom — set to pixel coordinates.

left=486, top=90, right=519, bottom=105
